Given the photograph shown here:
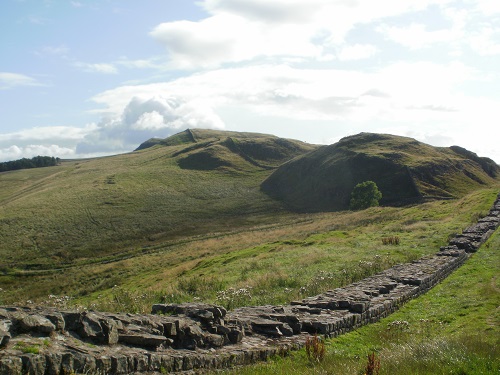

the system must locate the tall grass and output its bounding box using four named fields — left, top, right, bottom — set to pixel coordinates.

left=217, top=223, right=500, bottom=375
left=3, top=187, right=498, bottom=309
